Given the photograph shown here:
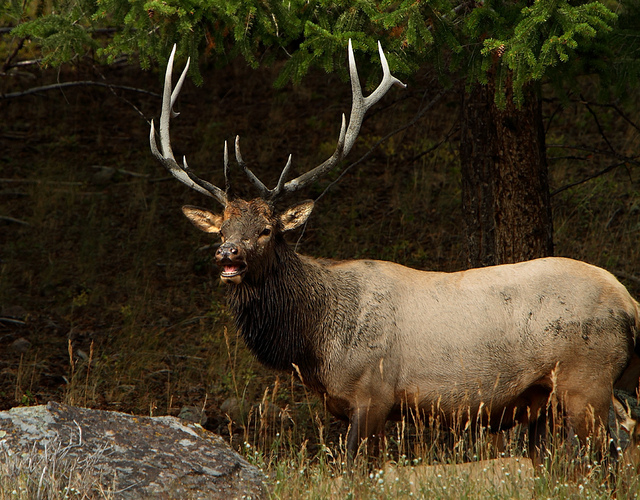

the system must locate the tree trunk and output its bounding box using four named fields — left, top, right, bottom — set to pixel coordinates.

left=459, top=76, right=553, bottom=268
